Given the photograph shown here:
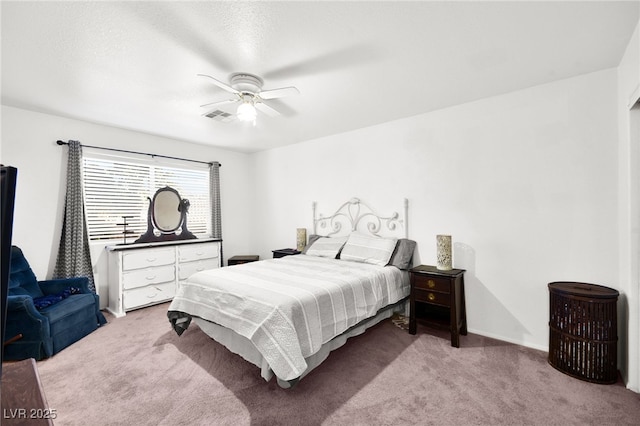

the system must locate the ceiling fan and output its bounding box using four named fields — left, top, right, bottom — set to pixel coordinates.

left=198, top=73, right=299, bottom=124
